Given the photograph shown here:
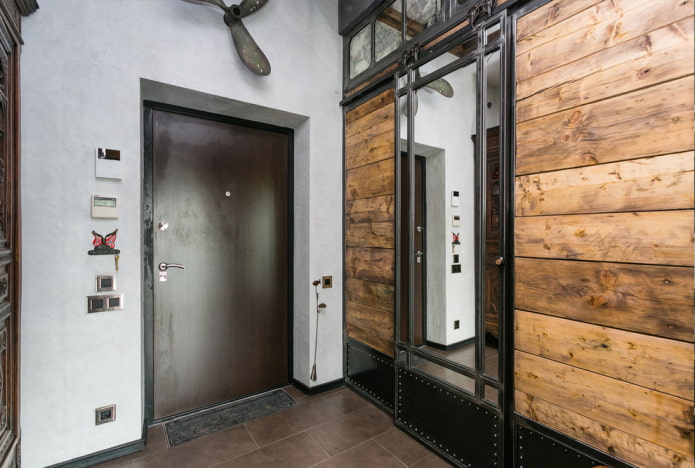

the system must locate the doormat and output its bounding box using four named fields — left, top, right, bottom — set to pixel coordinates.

left=165, top=389, right=296, bottom=446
